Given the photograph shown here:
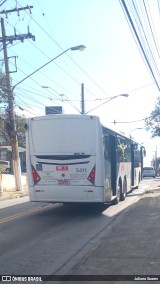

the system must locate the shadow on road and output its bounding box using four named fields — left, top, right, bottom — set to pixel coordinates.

left=62, top=203, right=110, bottom=215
